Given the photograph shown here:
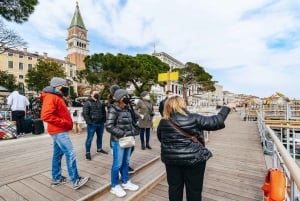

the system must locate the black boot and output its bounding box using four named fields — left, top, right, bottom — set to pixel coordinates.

left=141, top=142, right=145, bottom=150
left=146, top=143, right=152, bottom=149
left=85, top=153, right=91, bottom=160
